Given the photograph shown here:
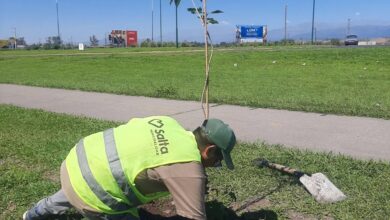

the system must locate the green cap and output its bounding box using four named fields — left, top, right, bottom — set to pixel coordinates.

left=202, top=118, right=236, bottom=170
